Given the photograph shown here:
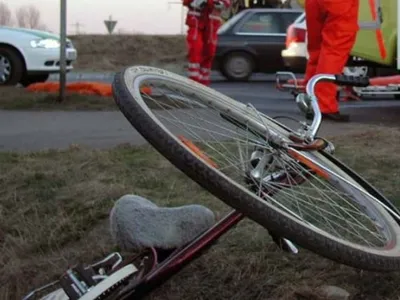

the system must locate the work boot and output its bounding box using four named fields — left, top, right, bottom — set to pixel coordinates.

left=306, top=111, right=350, bottom=122
left=322, top=112, right=350, bottom=122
